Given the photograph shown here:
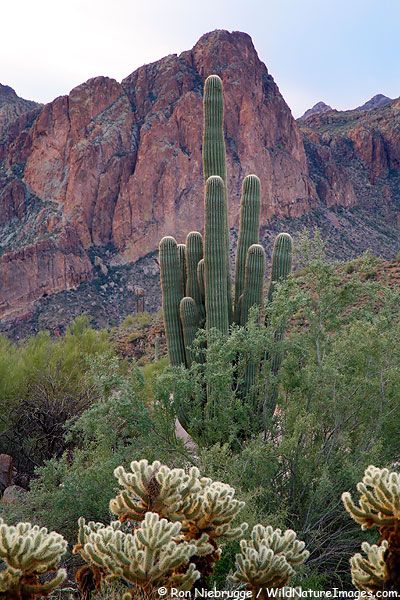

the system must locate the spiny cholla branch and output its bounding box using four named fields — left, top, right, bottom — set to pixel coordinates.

left=230, top=524, right=309, bottom=590
left=0, top=518, right=67, bottom=596
left=73, top=512, right=201, bottom=594
left=342, top=465, right=400, bottom=593
left=110, top=459, right=248, bottom=543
